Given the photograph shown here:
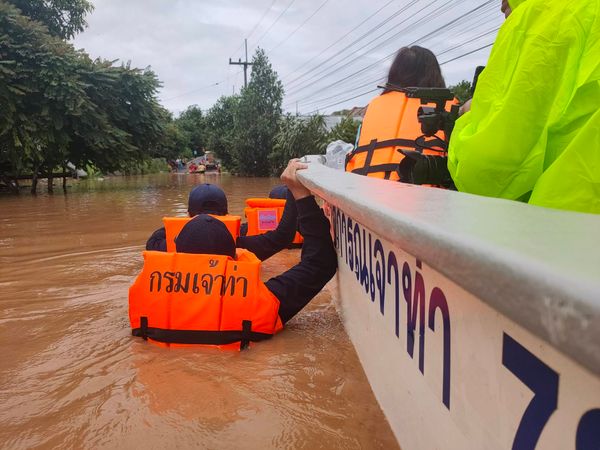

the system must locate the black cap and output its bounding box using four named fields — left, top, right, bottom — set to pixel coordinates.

left=188, top=184, right=228, bottom=216
left=175, top=215, right=236, bottom=258
left=269, top=185, right=288, bottom=199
